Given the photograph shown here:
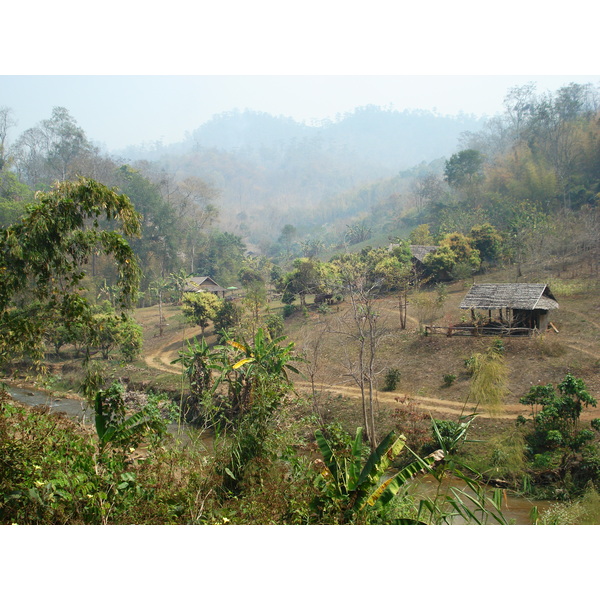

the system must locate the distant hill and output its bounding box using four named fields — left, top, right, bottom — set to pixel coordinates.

left=188, top=109, right=311, bottom=152
left=120, top=106, right=486, bottom=247
left=179, top=105, right=484, bottom=169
